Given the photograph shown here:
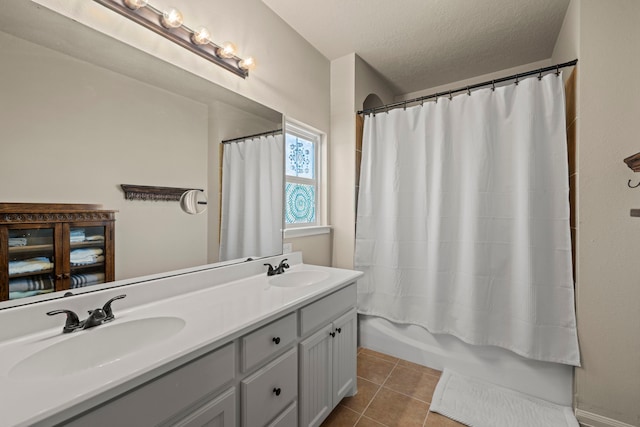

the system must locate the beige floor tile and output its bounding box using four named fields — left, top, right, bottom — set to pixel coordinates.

left=396, top=359, right=442, bottom=378
left=355, top=416, right=387, bottom=427
left=363, top=387, right=429, bottom=427
left=424, top=411, right=466, bottom=427
left=342, top=377, right=381, bottom=413
left=360, top=348, right=400, bottom=363
left=383, top=365, right=440, bottom=403
left=357, top=352, right=396, bottom=385
left=321, top=404, right=360, bottom=427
